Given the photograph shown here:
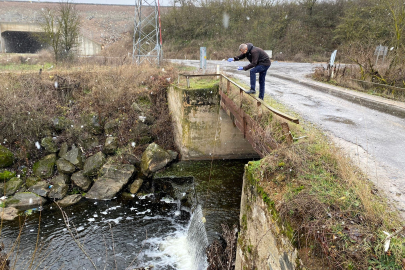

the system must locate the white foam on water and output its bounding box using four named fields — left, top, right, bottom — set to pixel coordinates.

left=88, top=218, right=95, bottom=222
left=103, top=217, right=123, bottom=225
left=137, top=207, right=208, bottom=270
left=107, top=206, right=121, bottom=211
left=160, top=197, right=176, bottom=204
left=142, top=231, right=194, bottom=270
left=138, top=194, right=154, bottom=200
left=136, top=209, right=151, bottom=215
left=77, top=226, right=85, bottom=232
